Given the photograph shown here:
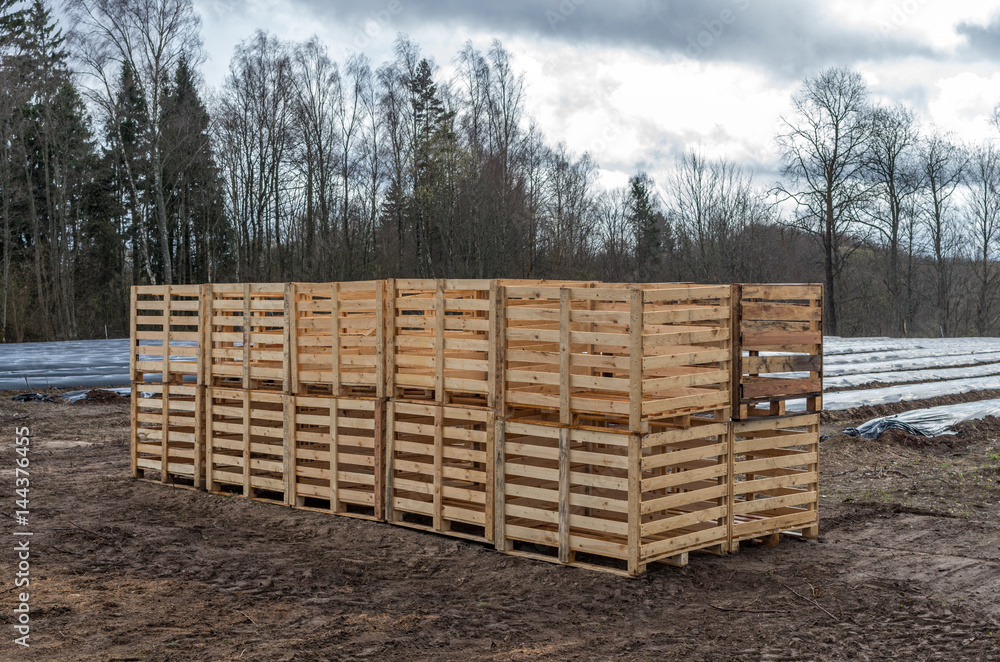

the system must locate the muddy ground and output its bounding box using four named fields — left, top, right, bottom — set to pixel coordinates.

left=1, top=393, right=999, bottom=661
